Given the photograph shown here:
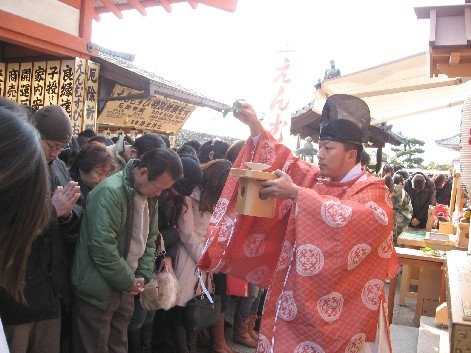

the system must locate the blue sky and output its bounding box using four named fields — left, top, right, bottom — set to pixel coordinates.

left=92, top=0, right=462, bottom=164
